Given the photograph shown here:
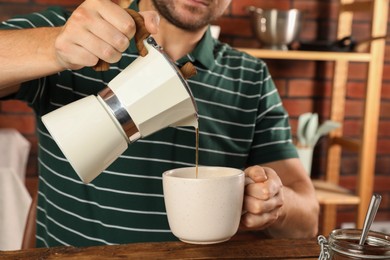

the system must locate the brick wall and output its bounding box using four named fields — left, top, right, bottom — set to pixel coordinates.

left=1, top=0, right=389, bottom=229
